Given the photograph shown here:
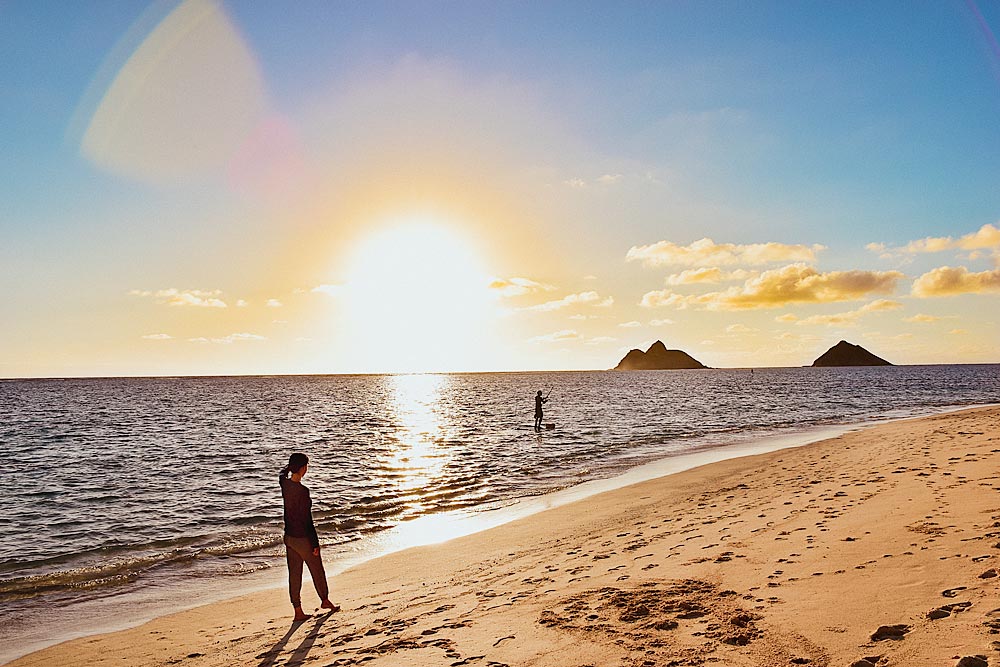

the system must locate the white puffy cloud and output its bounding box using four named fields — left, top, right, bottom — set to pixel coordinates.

left=141, top=333, right=172, bottom=340
left=266, top=299, right=283, bottom=308
left=618, top=321, right=642, bottom=328
left=725, top=323, right=757, bottom=334
left=626, top=237, right=824, bottom=268
left=649, top=318, right=674, bottom=326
